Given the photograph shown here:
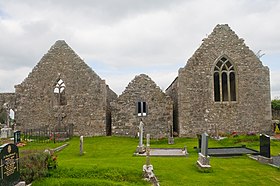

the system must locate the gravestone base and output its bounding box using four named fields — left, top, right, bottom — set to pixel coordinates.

left=257, top=155, right=273, bottom=164
left=137, top=145, right=145, bottom=154
left=197, top=153, right=211, bottom=169
left=168, top=137, right=174, bottom=144
left=15, top=181, right=26, bottom=186
left=143, top=164, right=159, bottom=186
